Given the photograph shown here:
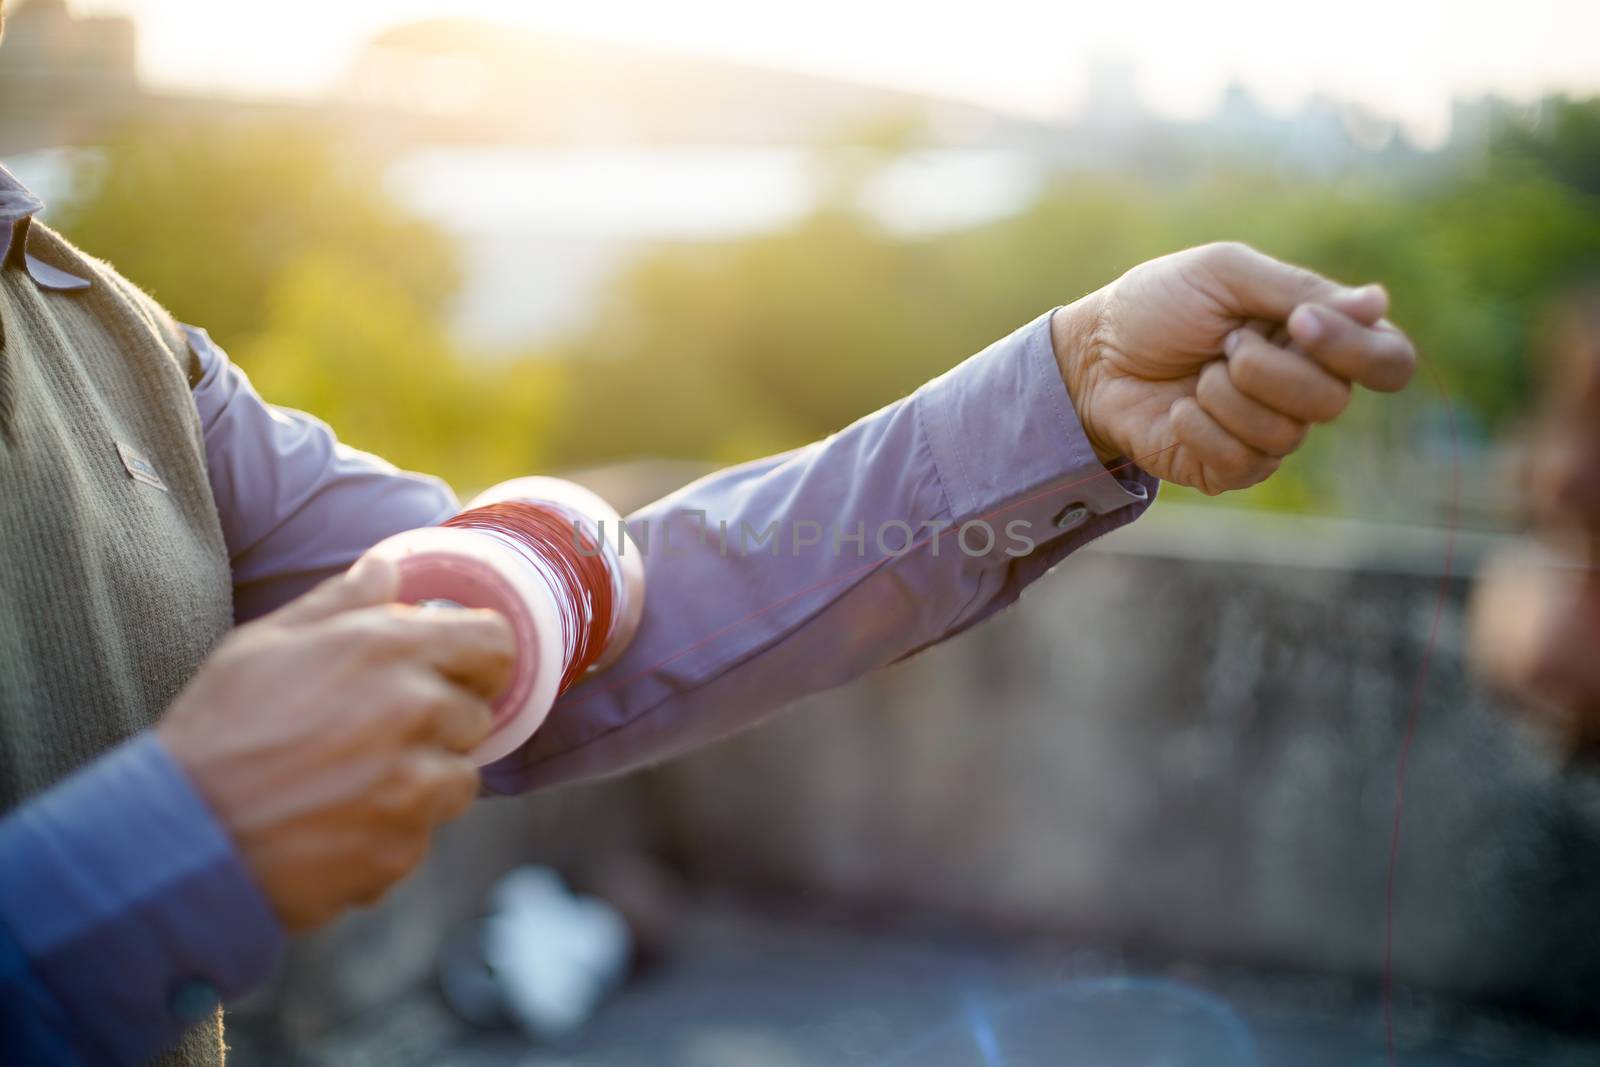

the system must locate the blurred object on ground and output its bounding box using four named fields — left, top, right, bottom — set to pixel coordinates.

left=438, top=867, right=632, bottom=1043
